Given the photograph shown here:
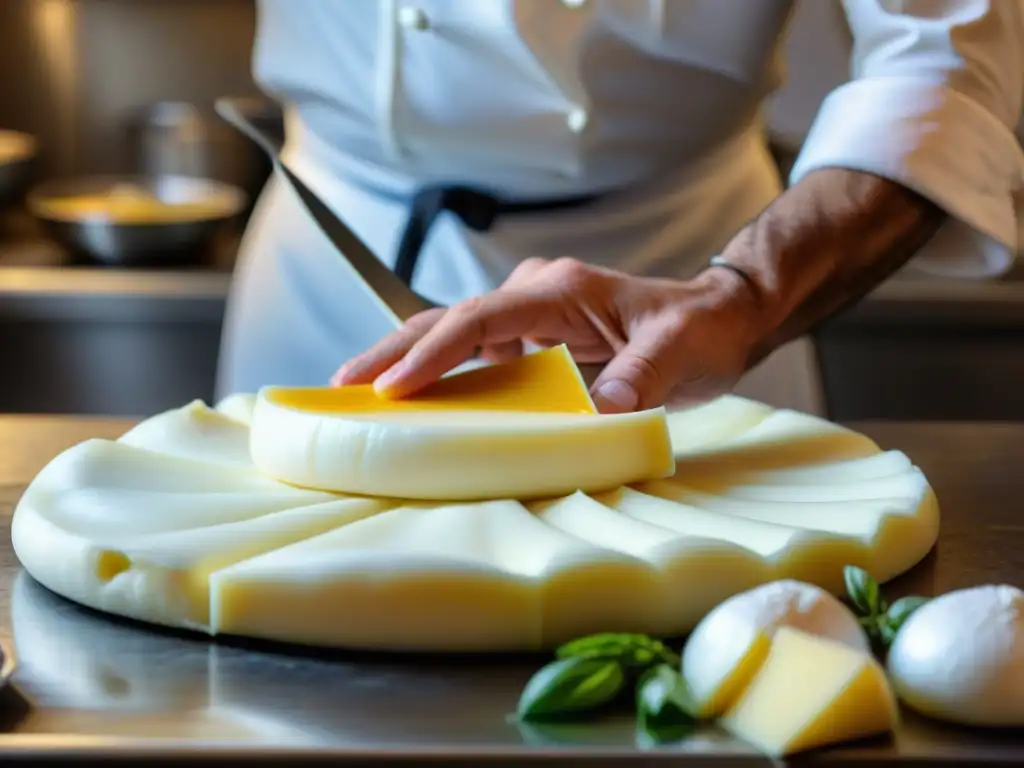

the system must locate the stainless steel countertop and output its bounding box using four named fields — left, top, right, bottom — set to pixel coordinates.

left=0, top=227, right=233, bottom=323
left=0, top=416, right=1022, bottom=764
